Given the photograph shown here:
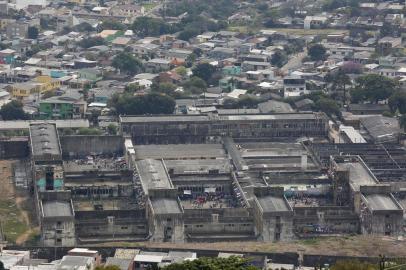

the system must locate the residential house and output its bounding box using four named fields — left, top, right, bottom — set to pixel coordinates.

left=222, top=66, right=241, bottom=76
left=112, top=37, right=133, bottom=48
left=172, top=40, right=189, bottom=49
left=6, top=21, right=28, bottom=39
left=74, top=59, right=97, bottom=69
left=132, top=43, right=159, bottom=58
left=39, top=94, right=87, bottom=119
left=208, top=47, right=235, bottom=60
left=219, top=76, right=236, bottom=92
left=329, top=47, right=354, bottom=59
left=0, top=49, right=16, bottom=64
left=166, top=49, right=193, bottom=62
left=196, top=32, right=216, bottom=43
left=78, top=68, right=103, bottom=83
left=110, top=4, right=145, bottom=17
left=304, top=16, right=327, bottom=29
left=9, top=75, right=61, bottom=98
left=283, top=76, right=307, bottom=97
left=145, top=59, right=172, bottom=73
left=242, top=61, right=271, bottom=72
left=348, top=104, right=390, bottom=115
left=377, top=37, right=402, bottom=54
